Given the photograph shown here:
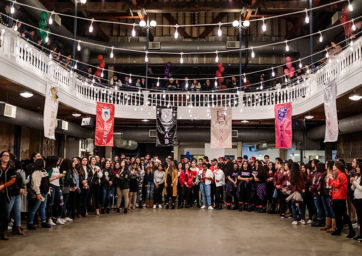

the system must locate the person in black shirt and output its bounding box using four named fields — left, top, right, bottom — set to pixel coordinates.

left=225, top=162, right=239, bottom=210
left=238, top=161, right=253, bottom=211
